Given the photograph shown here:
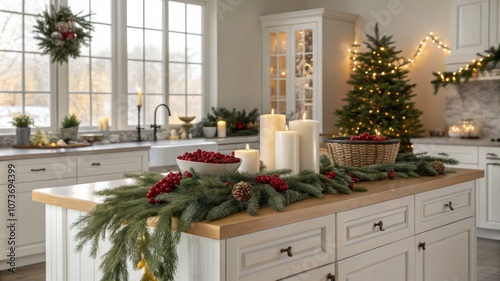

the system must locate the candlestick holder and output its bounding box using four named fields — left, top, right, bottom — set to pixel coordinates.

left=136, top=105, right=143, bottom=142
